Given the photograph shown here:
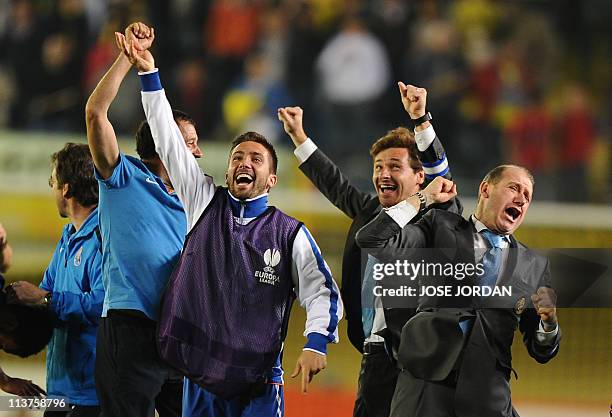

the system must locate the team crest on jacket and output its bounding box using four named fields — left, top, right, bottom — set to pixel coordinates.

left=74, top=247, right=83, bottom=267
left=255, top=248, right=281, bottom=285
